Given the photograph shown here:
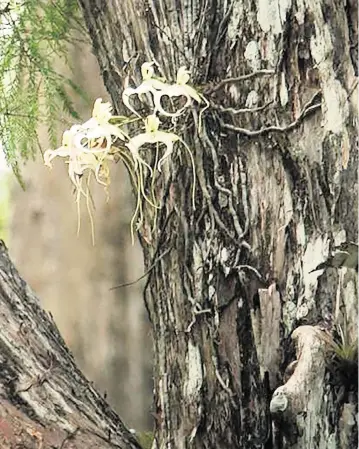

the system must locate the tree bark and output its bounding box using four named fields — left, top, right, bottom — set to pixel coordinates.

left=0, top=241, right=141, bottom=448
left=78, top=0, right=358, bottom=448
